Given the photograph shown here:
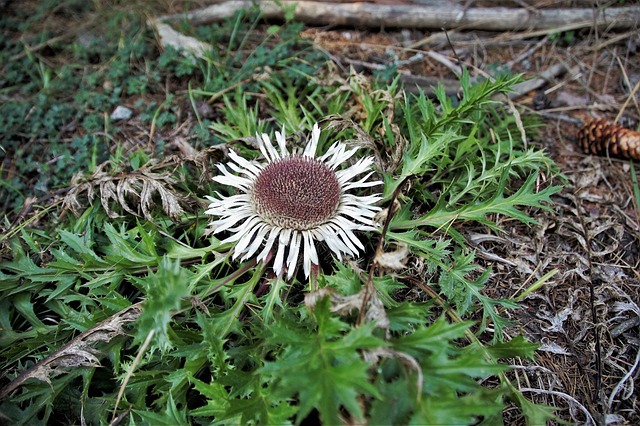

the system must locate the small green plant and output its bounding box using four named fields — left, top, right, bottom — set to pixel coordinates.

left=1, top=4, right=562, bottom=425
left=1, top=64, right=560, bottom=424
left=549, top=29, right=576, bottom=46
left=189, top=5, right=325, bottom=101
